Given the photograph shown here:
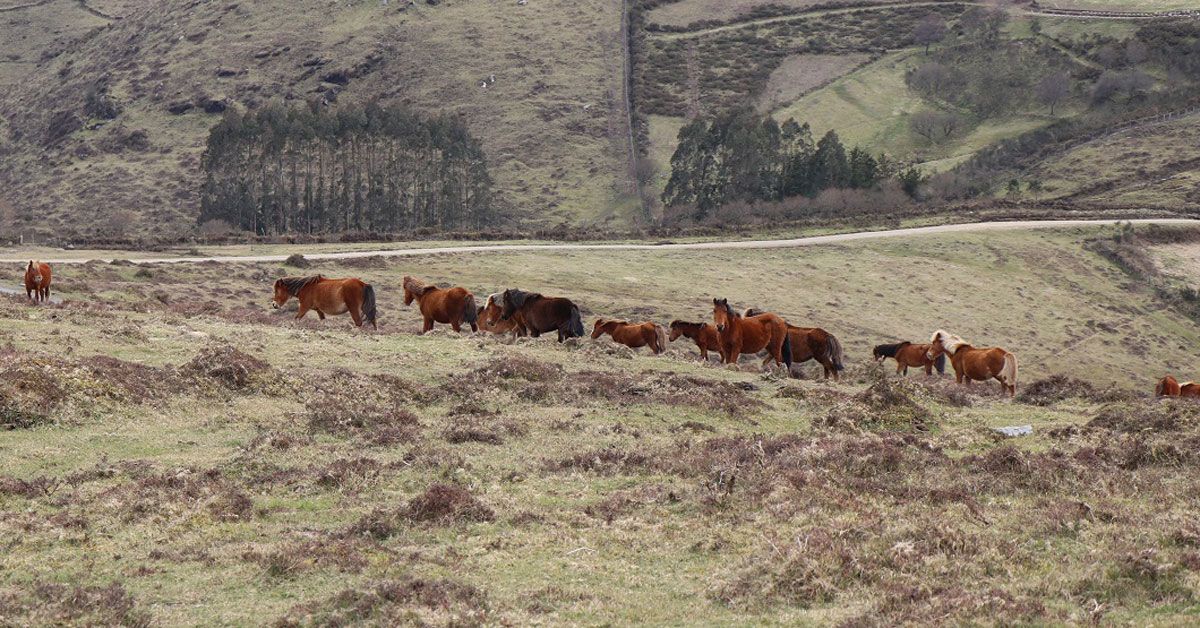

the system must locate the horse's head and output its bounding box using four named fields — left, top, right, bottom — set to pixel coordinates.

left=271, top=279, right=290, bottom=309
left=1157, top=375, right=1181, bottom=397
left=927, top=330, right=962, bottom=360
left=712, top=298, right=735, bottom=333
left=26, top=261, right=42, bottom=285
left=872, top=344, right=885, bottom=361
left=668, top=320, right=685, bottom=342
left=590, top=318, right=607, bottom=339
left=500, top=289, right=527, bottom=321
